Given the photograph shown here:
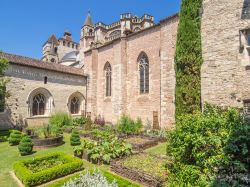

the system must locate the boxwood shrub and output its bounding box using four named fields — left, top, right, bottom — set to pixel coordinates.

left=13, top=152, right=84, bottom=187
